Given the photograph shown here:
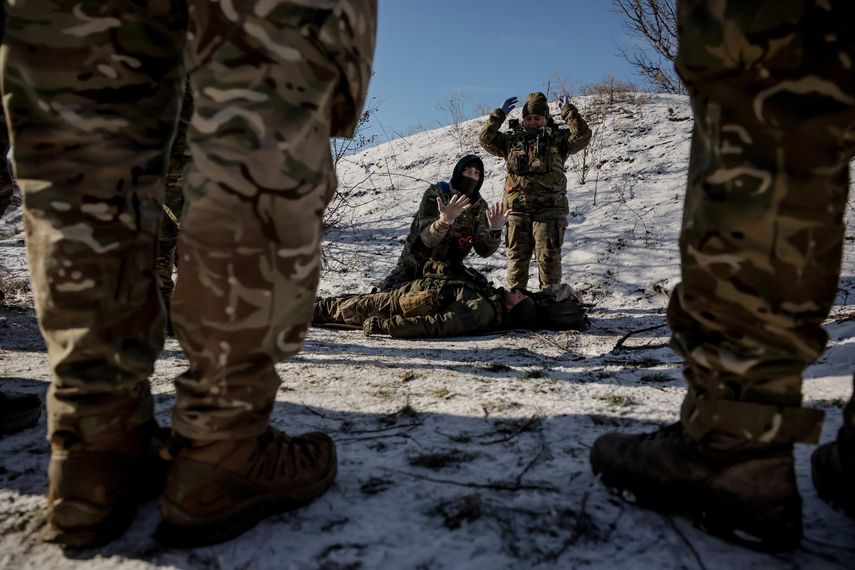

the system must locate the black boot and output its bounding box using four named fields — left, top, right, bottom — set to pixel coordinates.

left=811, top=423, right=855, bottom=517
left=590, top=422, right=801, bottom=552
